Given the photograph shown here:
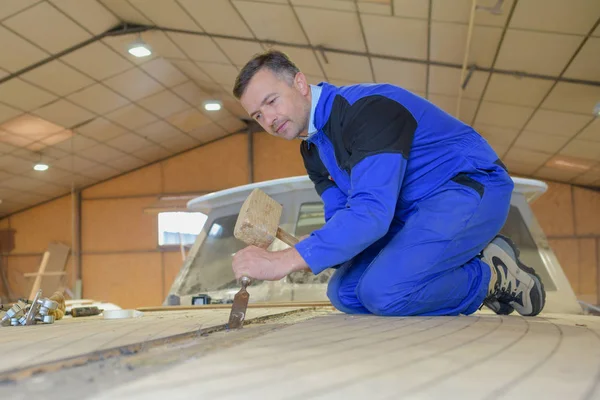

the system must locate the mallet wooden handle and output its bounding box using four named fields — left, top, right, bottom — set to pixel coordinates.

left=276, top=227, right=299, bottom=247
